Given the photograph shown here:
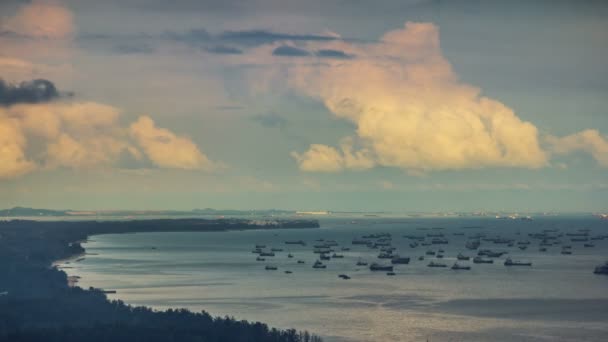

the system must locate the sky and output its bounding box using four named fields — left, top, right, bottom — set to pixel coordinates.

left=0, top=0, right=607, bottom=212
